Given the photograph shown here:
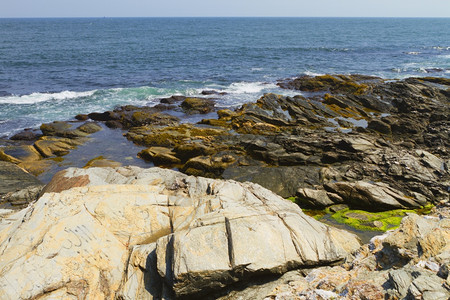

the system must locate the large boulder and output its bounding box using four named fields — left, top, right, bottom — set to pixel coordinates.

left=0, top=167, right=361, bottom=299
left=324, top=181, right=426, bottom=211
left=236, top=204, right=450, bottom=300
